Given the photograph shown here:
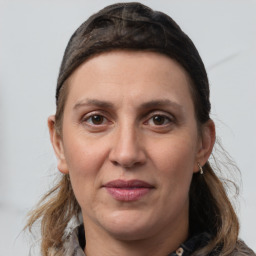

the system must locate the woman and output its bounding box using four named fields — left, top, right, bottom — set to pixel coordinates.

left=26, top=2, right=255, bottom=256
